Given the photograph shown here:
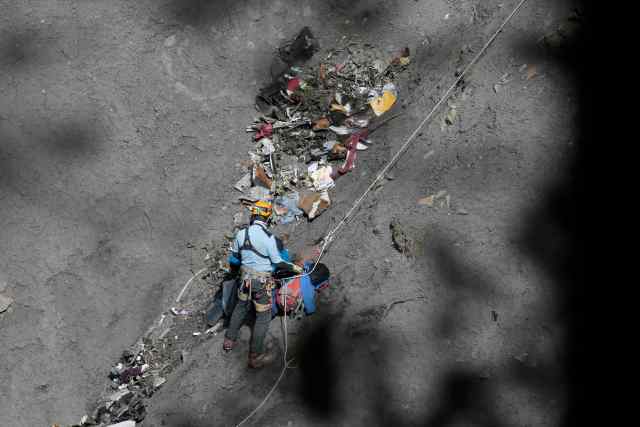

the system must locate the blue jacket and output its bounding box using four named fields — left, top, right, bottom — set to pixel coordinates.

left=228, top=240, right=289, bottom=270
left=228, top=221, right=284, bottom=273
left=272, top=261, right=324, bottom=316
